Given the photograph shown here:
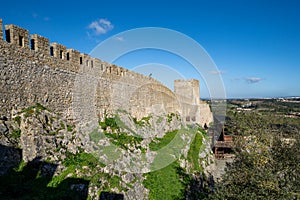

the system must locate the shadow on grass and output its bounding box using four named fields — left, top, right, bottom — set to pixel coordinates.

left=0, top=144, right=89, bottom=200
